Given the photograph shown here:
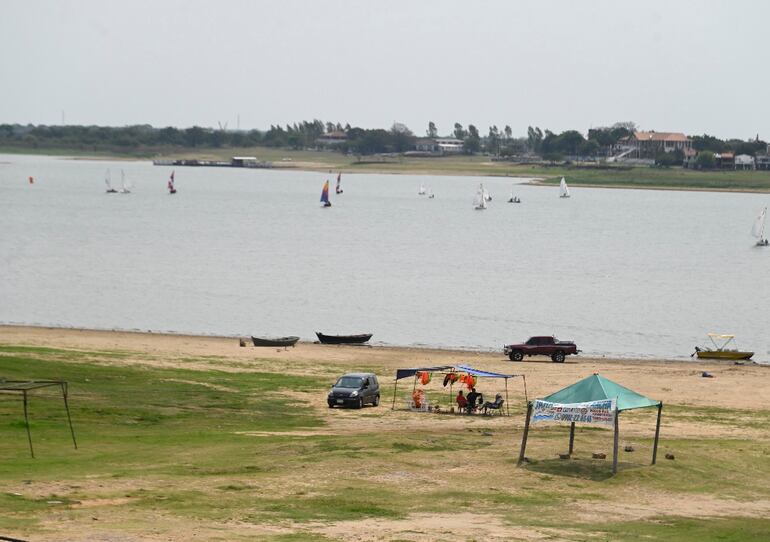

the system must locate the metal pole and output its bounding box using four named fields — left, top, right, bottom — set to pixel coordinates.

left=612, top=409, right=620, bottom=474
left=61, top=382, right=77, bottom=449
left=517, top=402, right=532, bottom=466
left=568, top=422, right=575, bottom=456
left=23, top=390, right=34, bottom=458
left=522, top=375, right=528, bottom=404
left=652, top=402, right=662, bottom=465
left=503, top=378, right=509, bottom=416
left=391, top=379, right=398, bottom=410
